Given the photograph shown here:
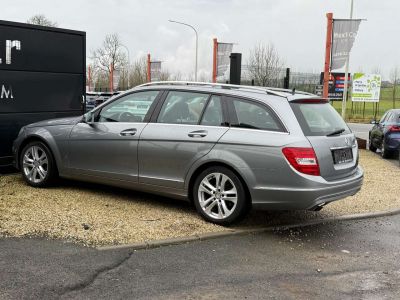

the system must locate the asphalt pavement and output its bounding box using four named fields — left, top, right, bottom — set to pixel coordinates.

left=1, top=215, right=400, bottom=299
left=348, top=122, right=373, bottom=141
